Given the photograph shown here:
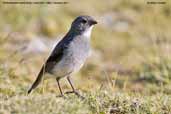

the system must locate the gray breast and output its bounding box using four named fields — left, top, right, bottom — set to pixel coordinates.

left=66, top=36, right=91, bottom=72
left=51, top=36, right=91, bottom=78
